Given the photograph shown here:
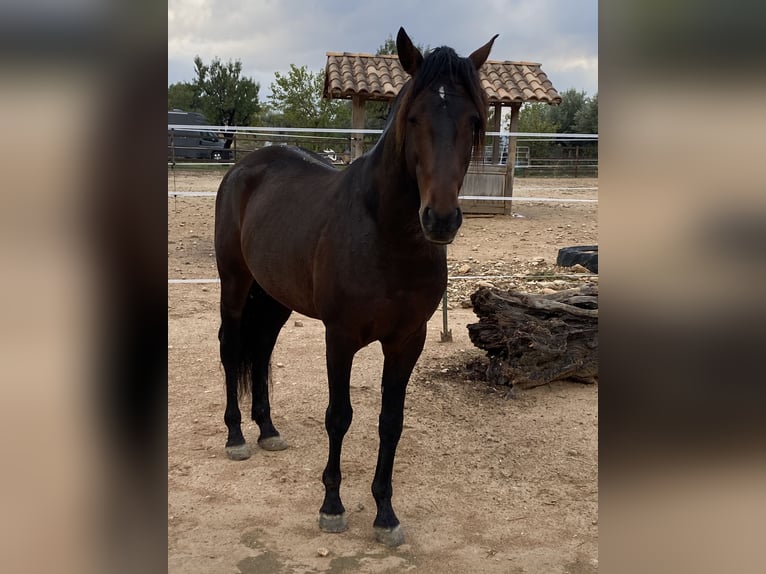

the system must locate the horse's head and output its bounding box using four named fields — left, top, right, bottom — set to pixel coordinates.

left=396, top=28, right=497, bottom=244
